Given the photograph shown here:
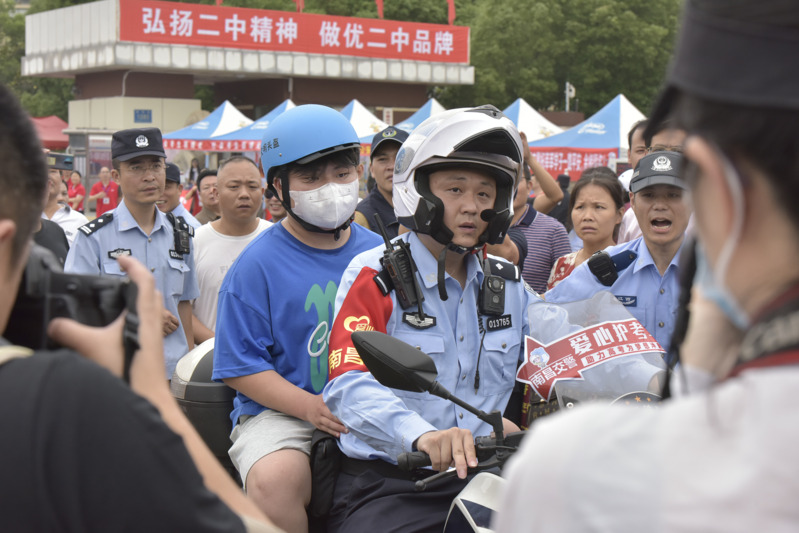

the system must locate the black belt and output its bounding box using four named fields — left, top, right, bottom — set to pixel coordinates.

left=340, top=456, right=438, bottom=482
